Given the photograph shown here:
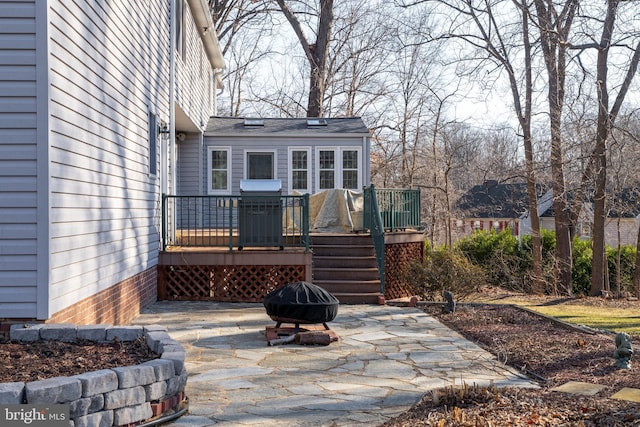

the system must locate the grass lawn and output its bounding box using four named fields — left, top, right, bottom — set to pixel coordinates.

left=470, top=290, right=640, bottom=336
